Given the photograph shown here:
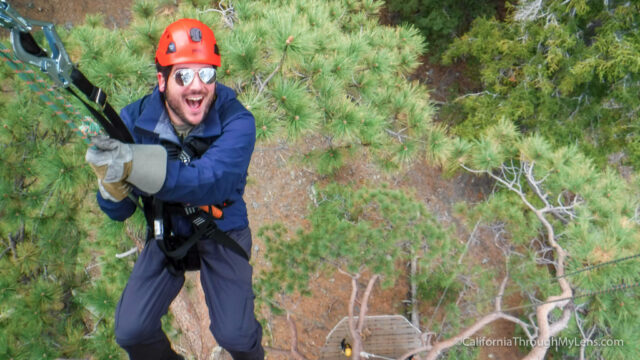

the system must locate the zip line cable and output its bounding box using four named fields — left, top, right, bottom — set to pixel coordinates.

left=0, top=3, right=134, bottom=143
left=0, top=0, right=148, bottom=210
left=558, top=252, right=640, bottom=280
left=497, top=281, right=640, bottom=314
left=460, top=251, right=640, bottom=311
